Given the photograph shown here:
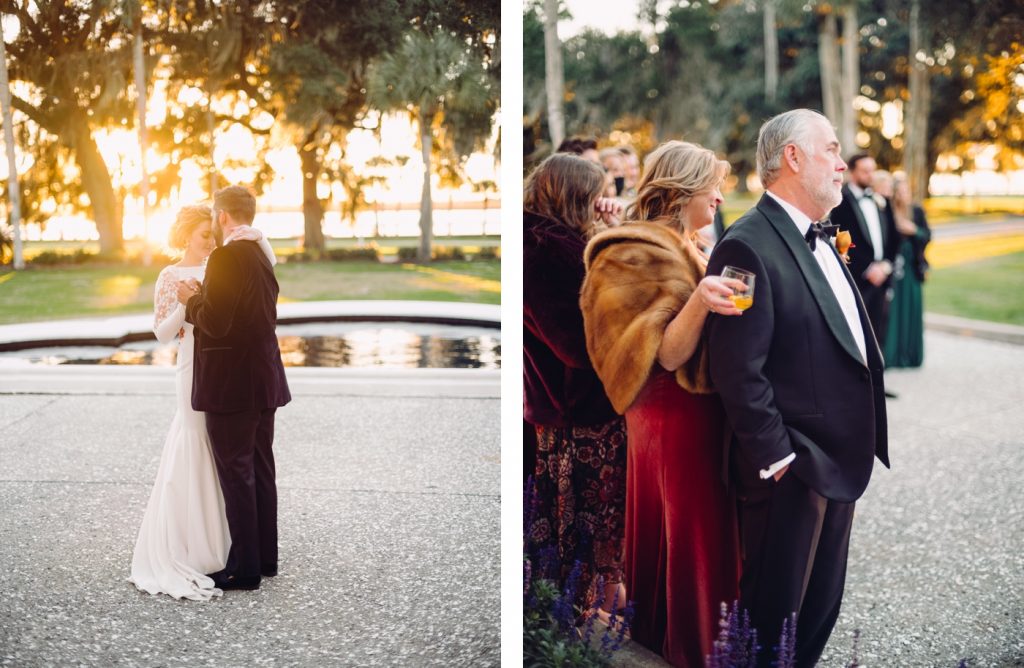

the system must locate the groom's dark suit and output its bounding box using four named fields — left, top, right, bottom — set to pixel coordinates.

left=706, top=194, right=889, bottom=666
left=186, top=236, right=290, bottom=584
